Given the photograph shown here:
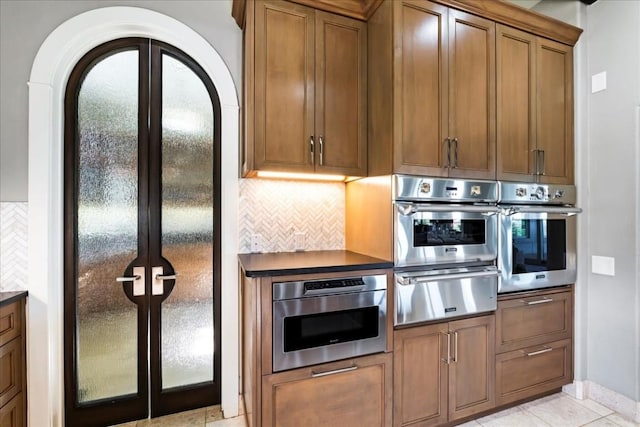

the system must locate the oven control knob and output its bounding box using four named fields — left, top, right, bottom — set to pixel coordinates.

left=515, top=187, right=527, bottom=197
left=533, top=186, right=546, bottom=200
left=554, top=190, right=565, bottom=199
